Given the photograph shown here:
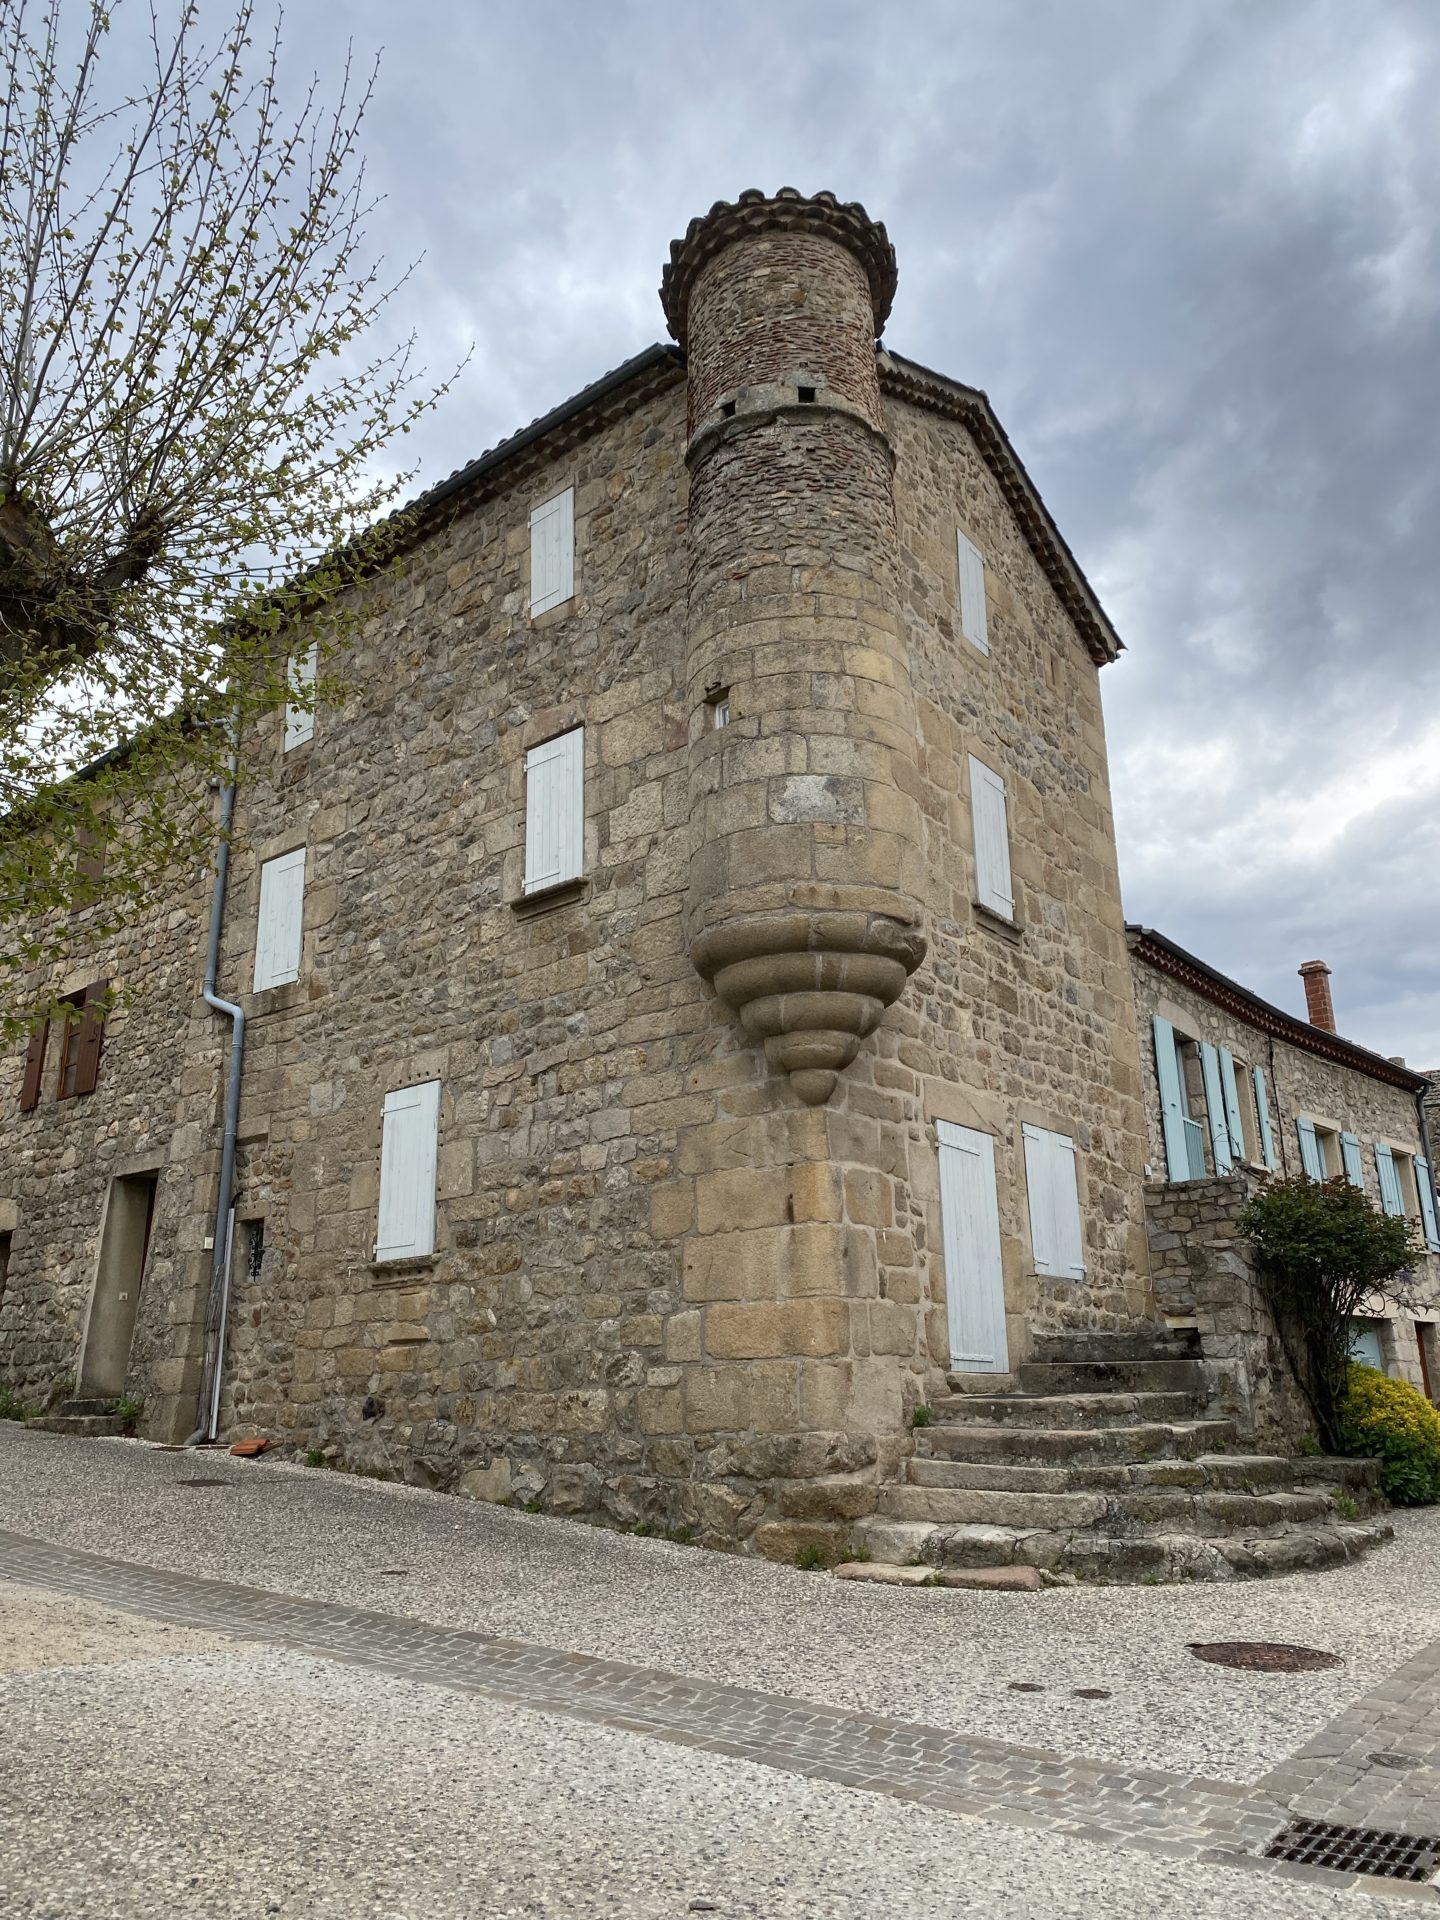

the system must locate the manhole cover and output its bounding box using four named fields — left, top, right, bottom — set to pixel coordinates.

left=1264, top=1818, right=1440, bottom=1882
left=175, top=1478, right=229, bottom=1489
left=1189, top=1640, right=1342, bottom=1672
